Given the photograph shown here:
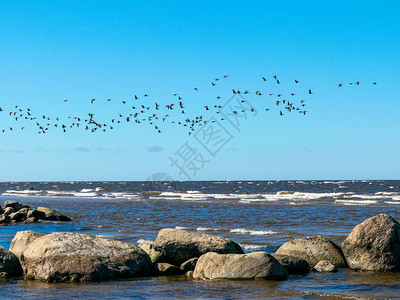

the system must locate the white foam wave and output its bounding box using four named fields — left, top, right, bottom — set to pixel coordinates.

left=230, top=228, right=280, bottom=235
